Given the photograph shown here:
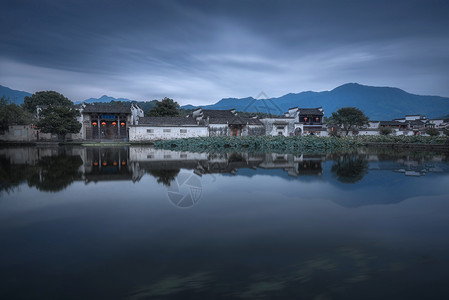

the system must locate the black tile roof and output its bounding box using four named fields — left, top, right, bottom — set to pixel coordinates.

left=245, top=118, right=264, bottom=125
left=202, top=109, right=236, bottom=118
left=298, top=108, right=324, bottom=115
left=200, top=109, right=236, bottom=124
left=262, top=116, right=295, bottom=119
left=191, top=109, right=263, bottom=125
left=83, top=103, right=132, bottom=114
left=379, top=121, right=406, bottom=126
left=228, top=116, right=264, bottom=126
left=138, top=117, right=200, bottom=126
left=407, top=120, right=426, bottom=126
